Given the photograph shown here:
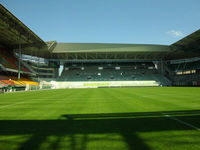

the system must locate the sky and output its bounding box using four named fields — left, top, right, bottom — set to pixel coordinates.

left=1, top=0, right=200, bottom=45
